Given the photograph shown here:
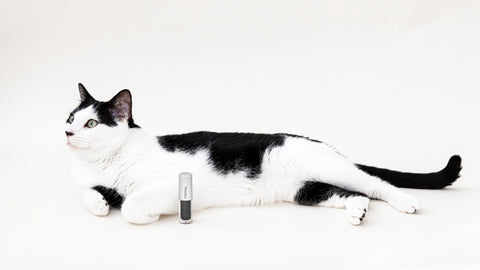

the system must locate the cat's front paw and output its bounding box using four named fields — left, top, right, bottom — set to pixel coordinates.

left=121, top=199, right=159, bottom=224
left=83, top=189, right=110, bottom=216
